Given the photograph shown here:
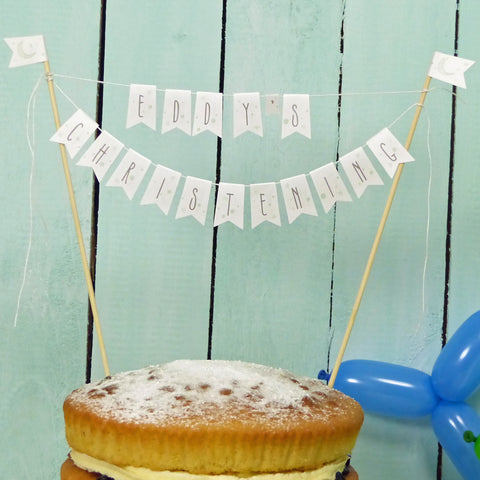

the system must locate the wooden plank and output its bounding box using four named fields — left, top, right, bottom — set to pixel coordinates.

left=210, top=1, right=344, bottom=378
left=0, top=3, right=101, bottom=478
left=331, top=1, right=458, bottom=478
left=90, top=0, right=224, bottom=377
left=3, top=2, right=479, bottom=480
left=443, top=1, right=480, bottom=478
